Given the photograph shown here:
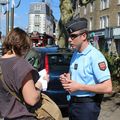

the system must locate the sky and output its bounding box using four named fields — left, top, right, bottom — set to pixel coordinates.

left=0, top=0, right=60, bottom=35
